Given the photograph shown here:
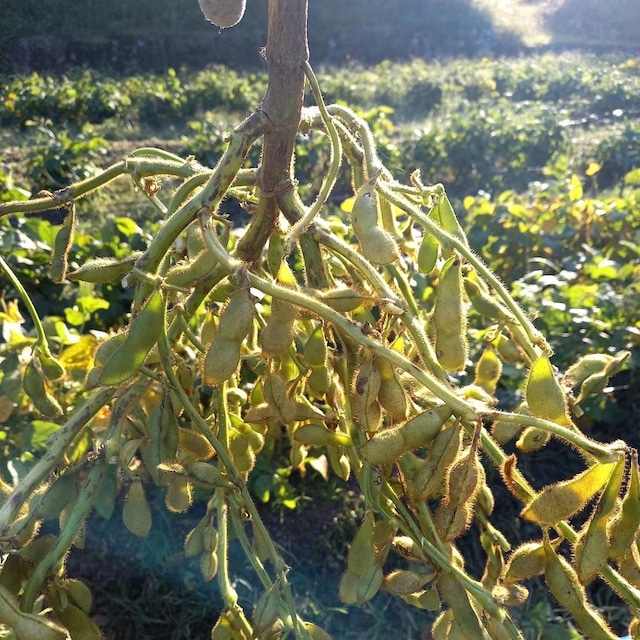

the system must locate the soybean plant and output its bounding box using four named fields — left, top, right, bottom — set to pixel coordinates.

left=0, top=2, right=637, bottom=639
